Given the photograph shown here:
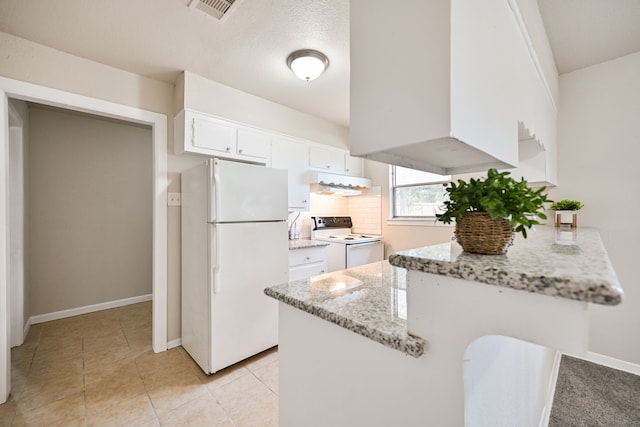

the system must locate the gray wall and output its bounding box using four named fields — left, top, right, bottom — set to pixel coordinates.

left=28, top=106, right=152, bottom=315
